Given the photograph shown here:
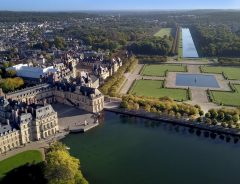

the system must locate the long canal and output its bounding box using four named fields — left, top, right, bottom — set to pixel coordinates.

left=182, top=28, right=199, bottom=58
